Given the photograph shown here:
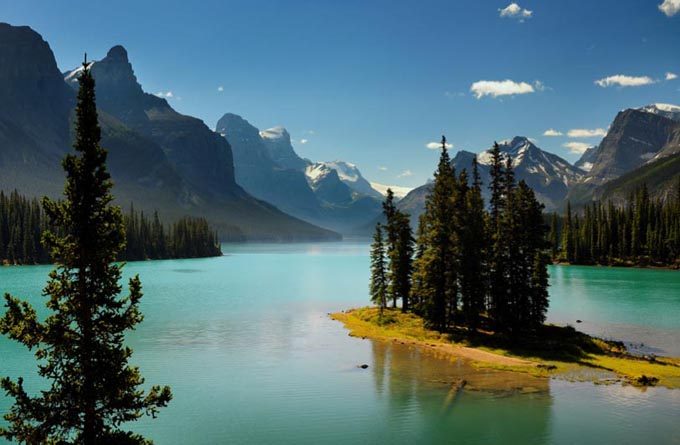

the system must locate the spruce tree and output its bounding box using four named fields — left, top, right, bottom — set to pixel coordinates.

left=370, top=223, right=388, bottom=315
left=0, top=59, right=171, bottom=445
left=412, top=136, right=456, bottom=330
left=460, top=157, right=487, bottom=329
